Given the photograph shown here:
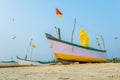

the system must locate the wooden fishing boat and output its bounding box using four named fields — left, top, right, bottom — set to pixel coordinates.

left=17, top=38, right=52, bottom=66
left=45, top=33, right=107, bottom=63
left=17, top=56, right=51, bottom=66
